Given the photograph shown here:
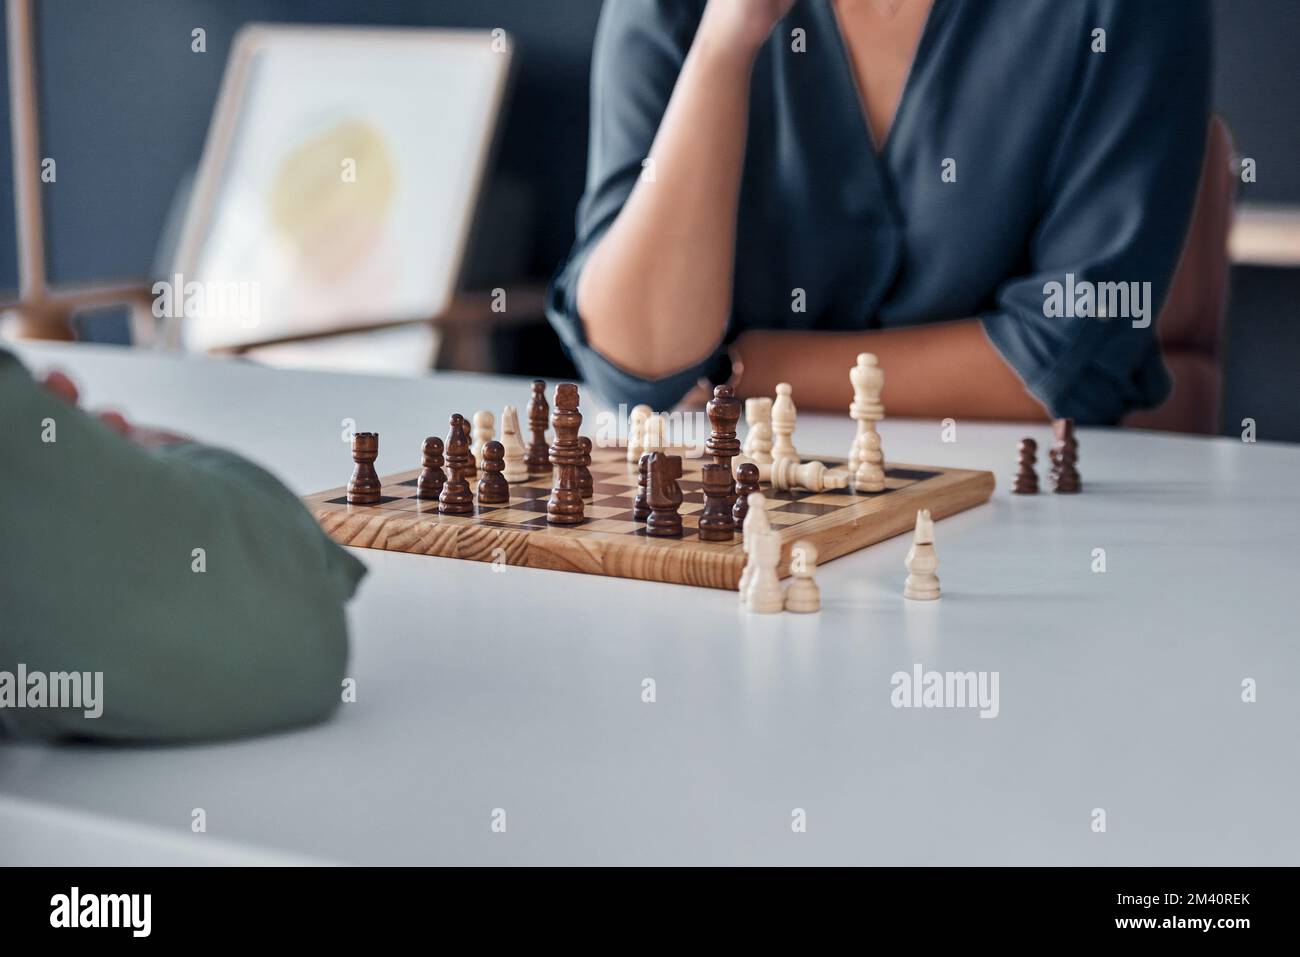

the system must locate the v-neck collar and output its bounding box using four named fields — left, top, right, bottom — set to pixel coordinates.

left=818, top=0, right=949, bottom=165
